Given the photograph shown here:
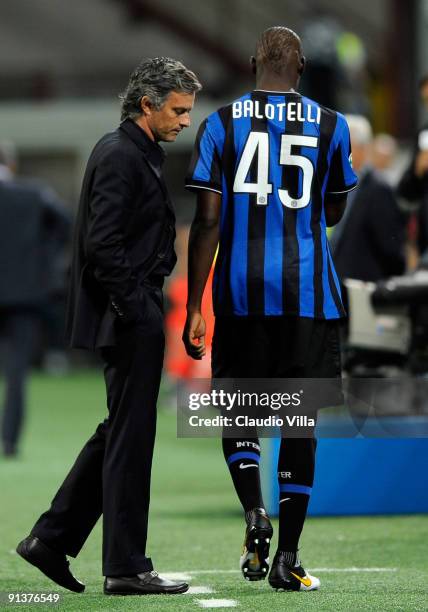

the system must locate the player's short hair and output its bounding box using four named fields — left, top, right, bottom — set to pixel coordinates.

left=345, top=115, right=373, bottom=146
left=255, top=27, right=302, bottom=74
left=119, top=57, right=202, bottom=121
